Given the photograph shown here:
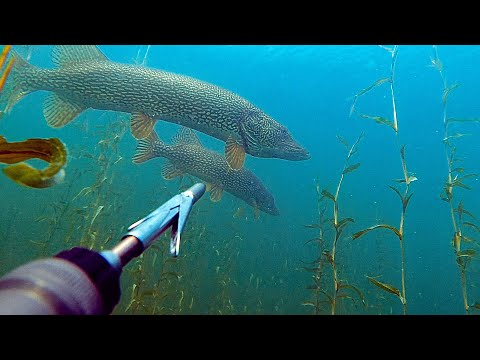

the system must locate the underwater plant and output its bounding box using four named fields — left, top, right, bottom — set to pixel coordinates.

left=431, top=45, right=479, bottom=314
left=301, top=178, right=329, bottom=314
left=351, top=45, right=416, bottom=315
left=303, top=134, right=366, bottom=315
left=71, top=117, right=129, bottom=250
left=123, top=242, right=186, bottom=315
left=134, top=45, right=151, bottom=67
